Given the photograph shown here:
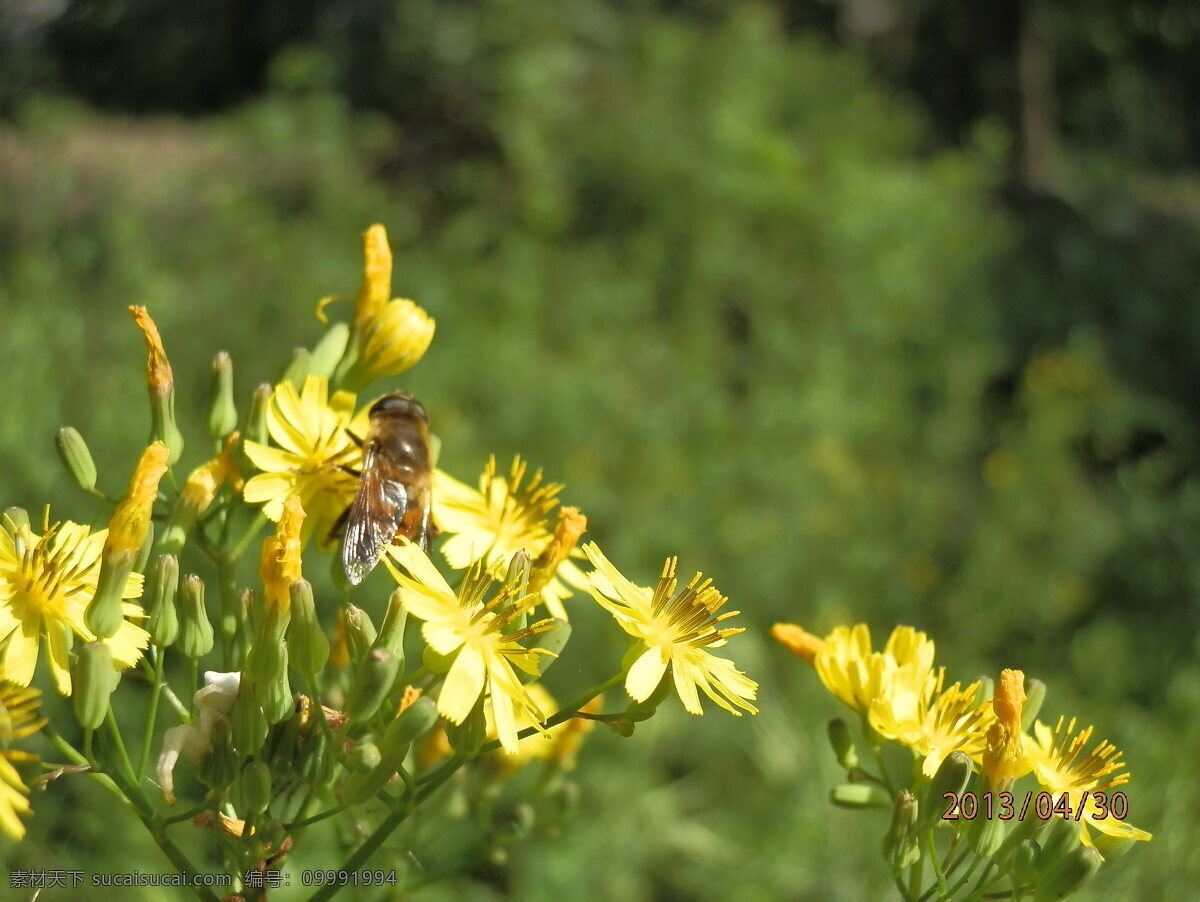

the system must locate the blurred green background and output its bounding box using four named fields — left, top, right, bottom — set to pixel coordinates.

left=2, top=1, right=1199, bottom=899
